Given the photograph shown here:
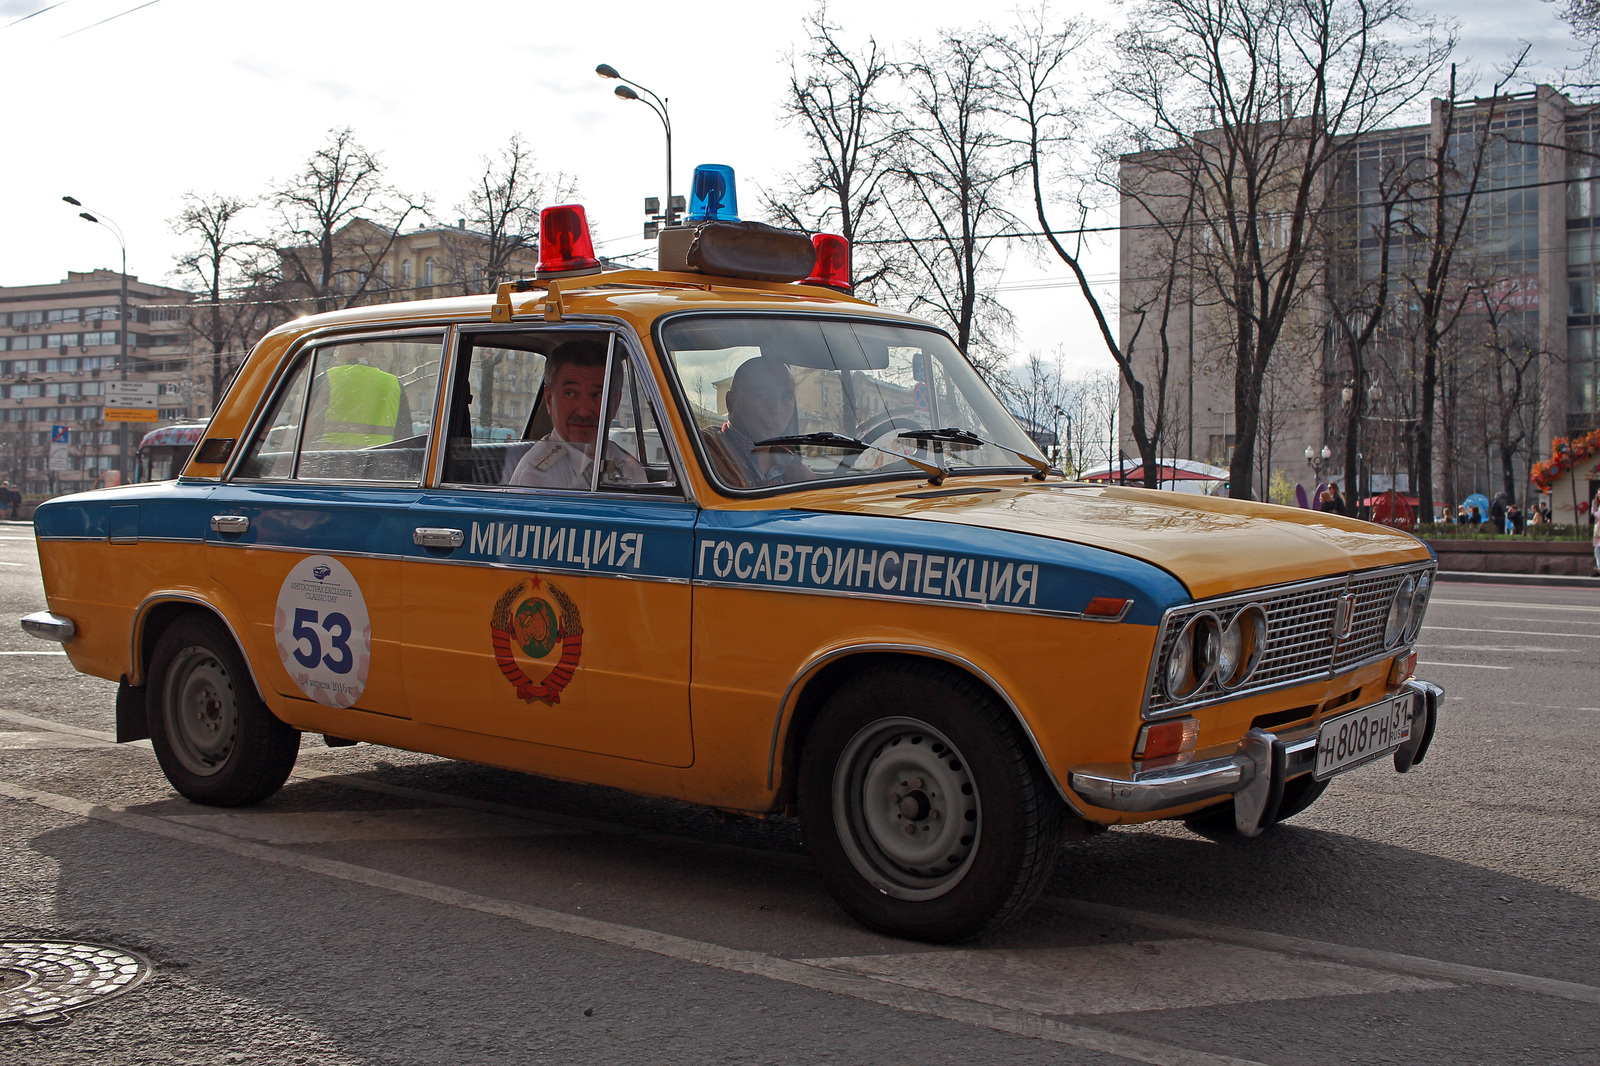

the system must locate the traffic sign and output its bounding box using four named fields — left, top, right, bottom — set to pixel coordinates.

left=105, top=408, right=159, bottom=423
left=50, top=425, right=70, bottom=444
left=102, top=381, right=160, bottom=408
